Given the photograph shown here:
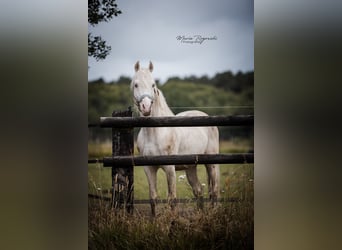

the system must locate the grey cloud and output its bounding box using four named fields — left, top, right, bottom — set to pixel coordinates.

left=88, top=0, right=253, bottom=82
